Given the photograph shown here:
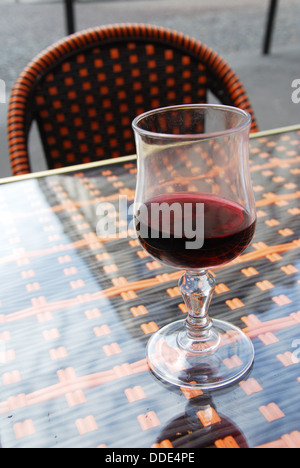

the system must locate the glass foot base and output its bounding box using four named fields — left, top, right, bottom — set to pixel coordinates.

left=146, top=318, right=254, bottom=390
